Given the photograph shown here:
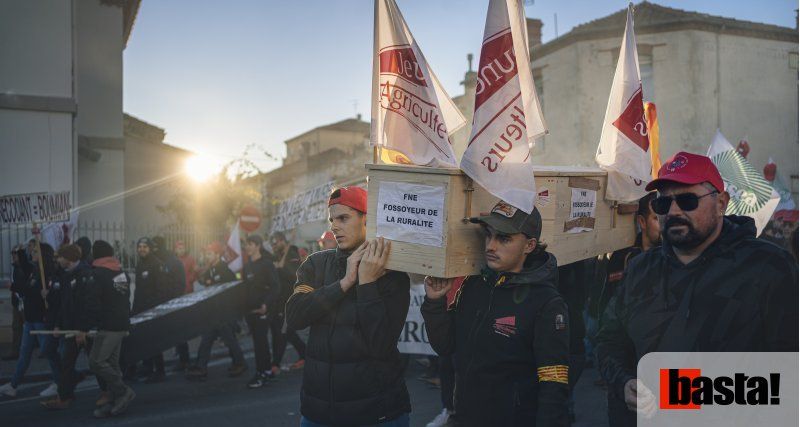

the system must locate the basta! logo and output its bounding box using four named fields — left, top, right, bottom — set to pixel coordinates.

left=659, top=368, right=781, bottom=409
left=612, top=87, right=649, bottom=152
